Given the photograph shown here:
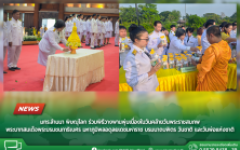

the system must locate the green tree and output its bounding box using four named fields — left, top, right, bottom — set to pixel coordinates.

left=186, top=14, right=206, bottom=30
